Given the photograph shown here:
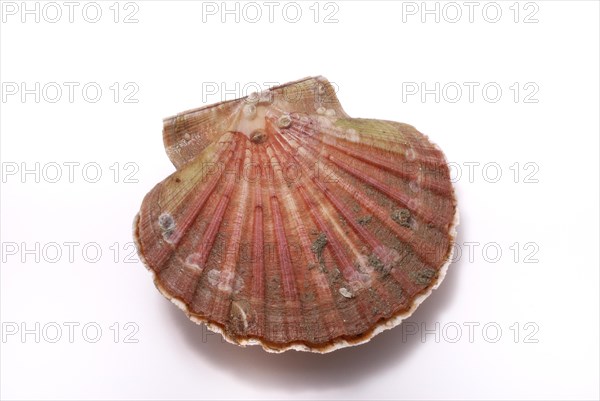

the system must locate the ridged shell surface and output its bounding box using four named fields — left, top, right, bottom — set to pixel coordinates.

left=134, top=76, right=458, bottom=353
